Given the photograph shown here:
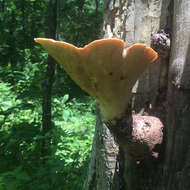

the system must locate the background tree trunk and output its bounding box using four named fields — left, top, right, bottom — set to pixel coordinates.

left=41, top=0, right=57, bottom=158
left=84, top=0, right=190, bottom=190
